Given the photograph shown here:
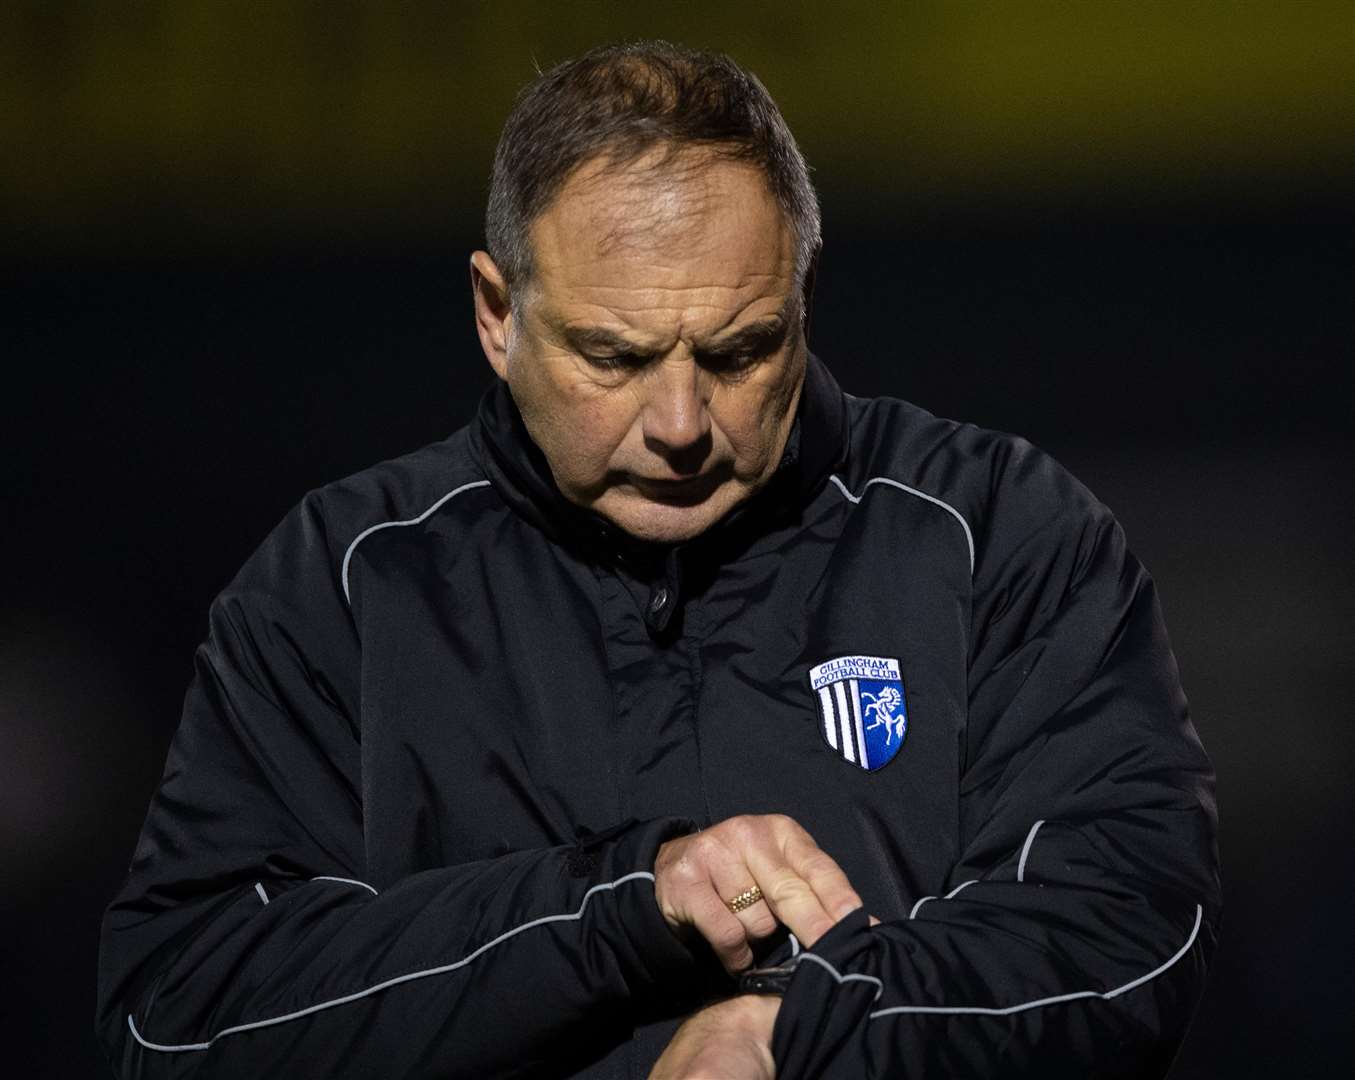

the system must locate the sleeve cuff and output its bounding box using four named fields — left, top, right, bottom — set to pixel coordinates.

left=591, top=816, right=719, bottom=997
left=771, top=908, right=879, bottom=1079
